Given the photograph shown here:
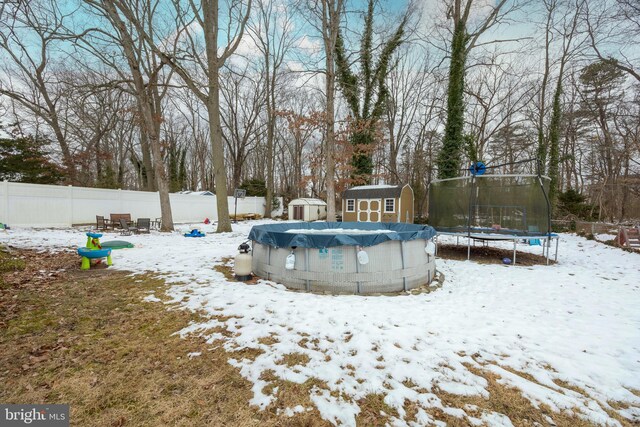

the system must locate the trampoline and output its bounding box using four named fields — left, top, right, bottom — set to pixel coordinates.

left=428, top=164, right=559, bottom=264
left=248, top=222, right=437, bottom=294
